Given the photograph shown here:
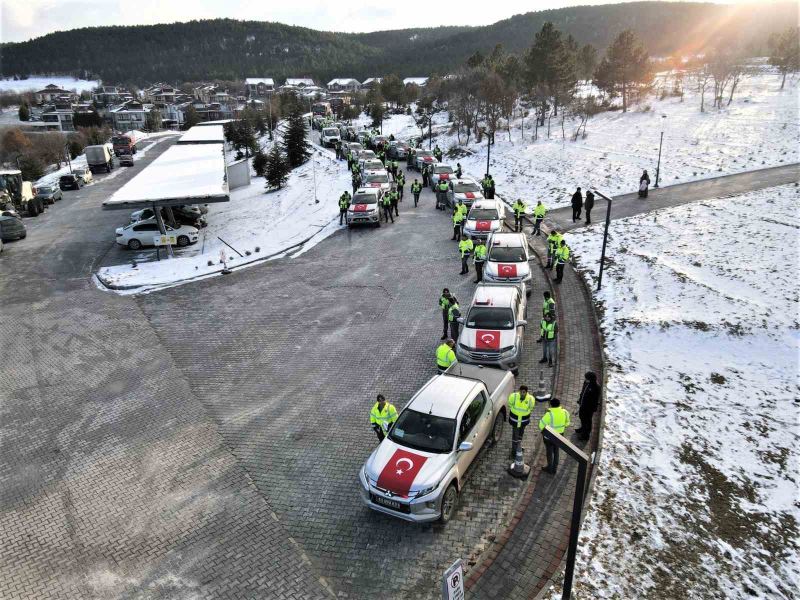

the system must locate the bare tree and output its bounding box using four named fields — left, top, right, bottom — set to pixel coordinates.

left=694, top=63, right=713, bottom=112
